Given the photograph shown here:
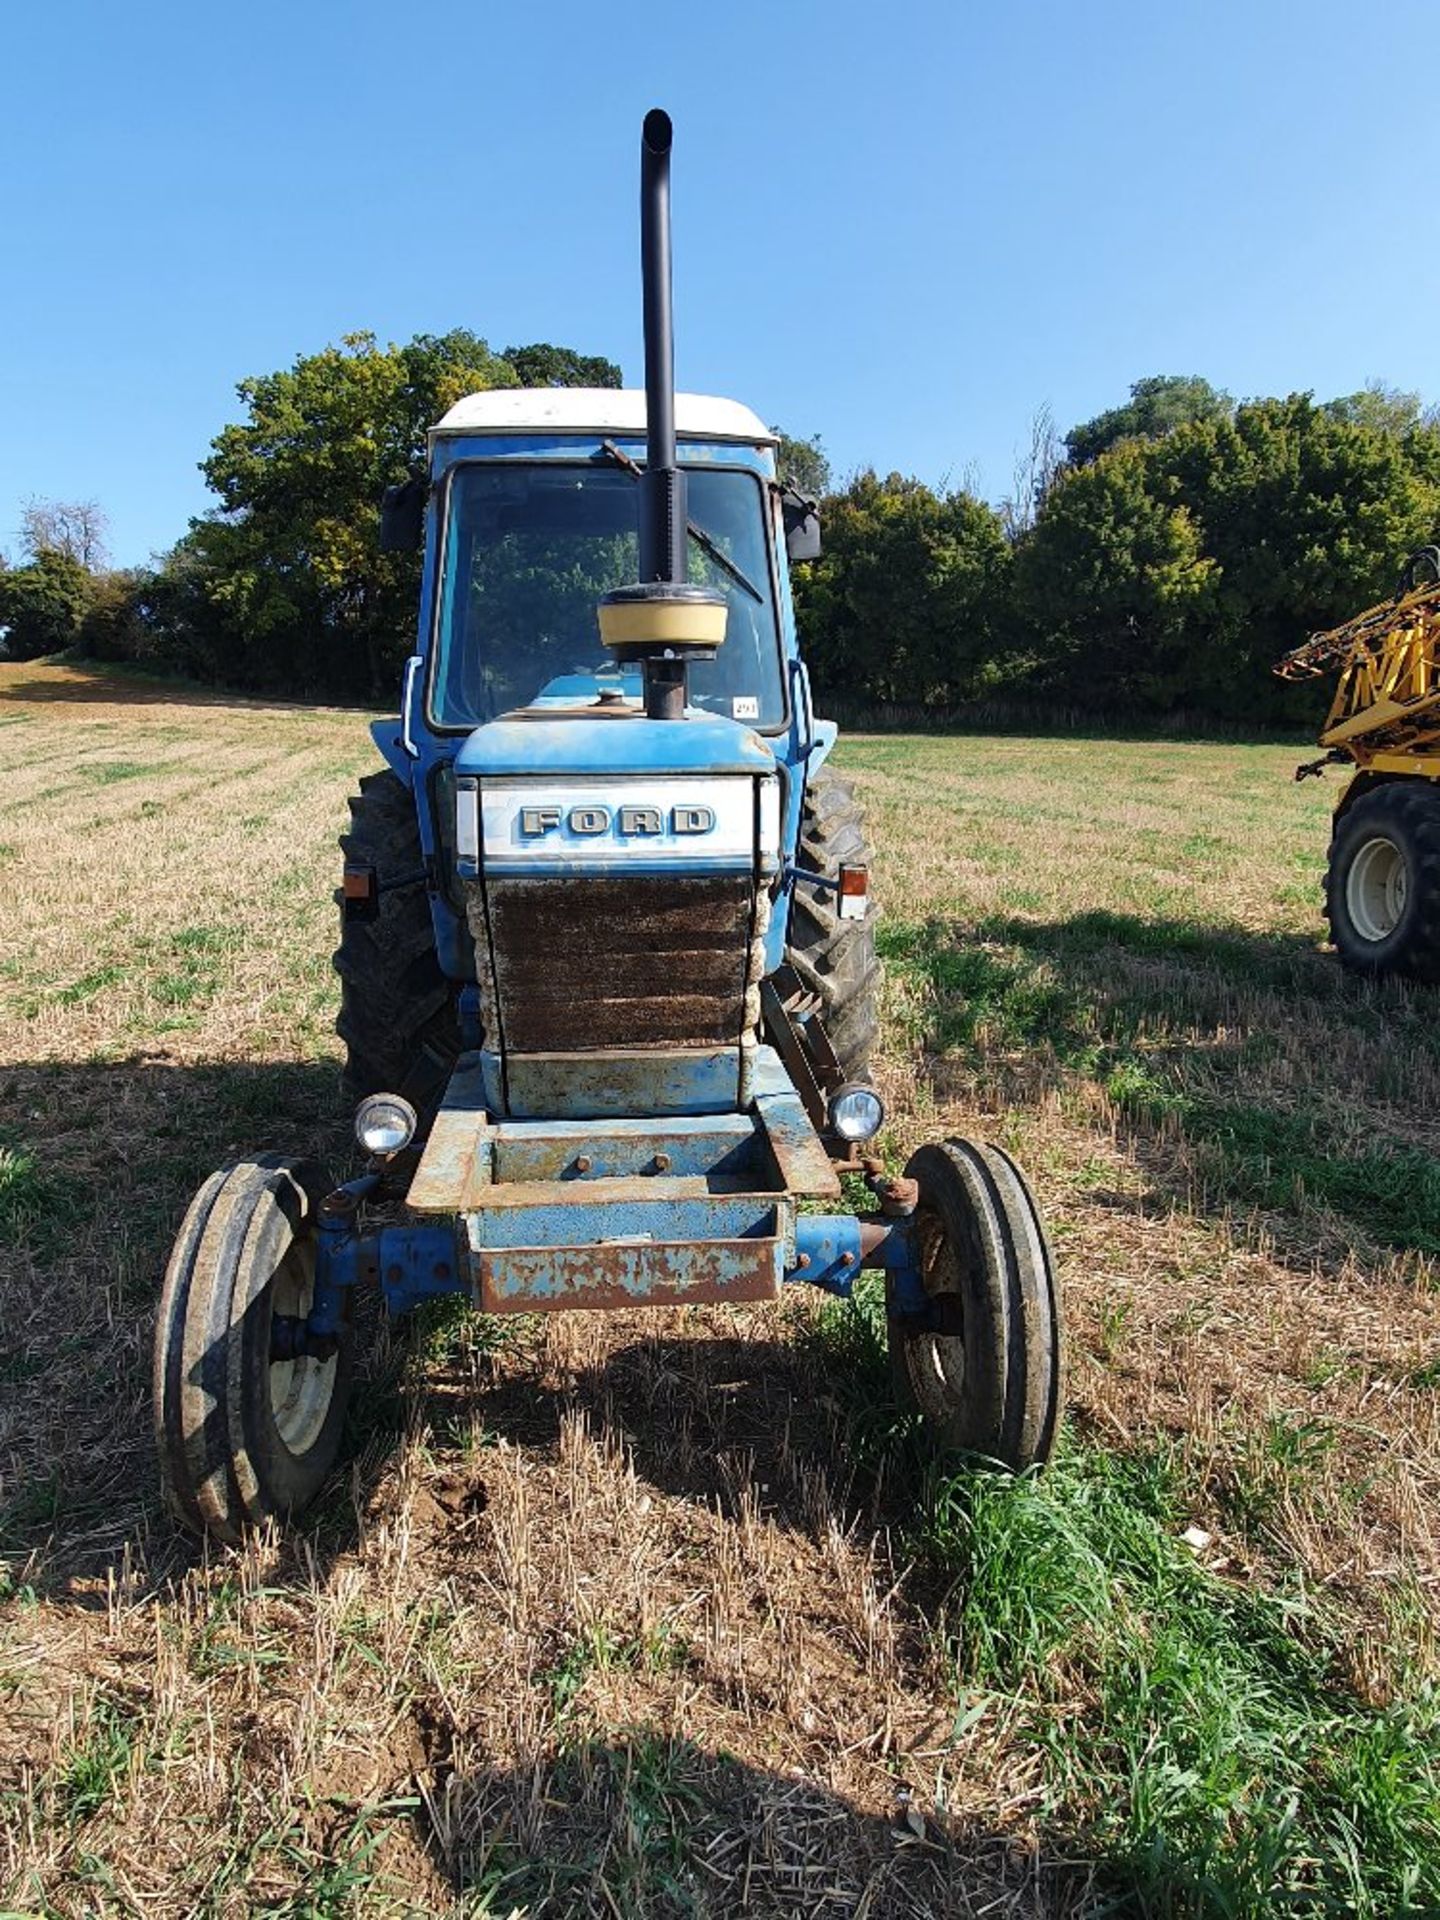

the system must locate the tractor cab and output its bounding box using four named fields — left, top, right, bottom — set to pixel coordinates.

left=424, top=391, right=788, bottom=732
